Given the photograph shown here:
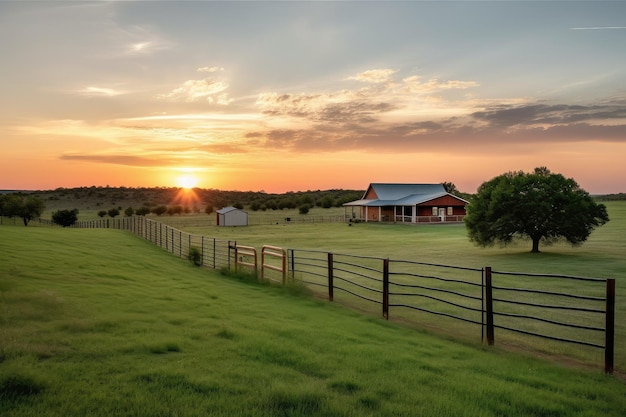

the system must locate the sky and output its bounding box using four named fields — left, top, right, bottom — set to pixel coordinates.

left=1, top=1, right=625, bottom=194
